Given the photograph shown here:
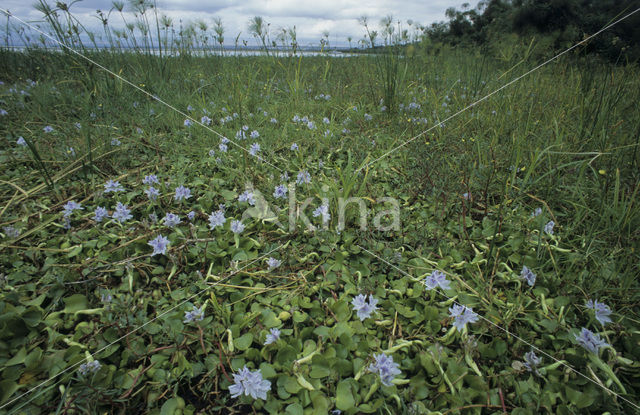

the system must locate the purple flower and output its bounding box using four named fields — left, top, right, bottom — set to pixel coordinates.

left=520, top=266, right=536, bottom=287
left=368, top=353, right=401, bottom=386
left=351, top=294, right=378, bottom=321
left=187, top=211, right=196, bottom=221
left=163, top=213, right=181, bottom=228
left=230, top=220, right=245, bottom=234
left=145, top=186, right=160, bottom=201
left=201, top=115, right=212, bottom=125
left=296, top=170, right=311, bottom=185
left=208, top=210, right=226, bottom=230
left=143, top=175, right=159, bottom=185
left=424, top=270, right=451, bottom=290
left=184, top=119, right=193, bottom=127
left=238, top=191, right=256, bottom=205
left=449, top=304, right=479, bottom=331
left=112, top=202, right=133, bottom=223
left=249, top=143, right=261, bottom=156
left=78, top=360, right=101, bottom=376
left=184, top=305, right=204, bottom=323
left=229, top=366, right=271, bottom=400
left=62, top=200, right=83, bottom=217
left=531, top=207, right=542, bottom=217
left=148, top=235, right=170, bottom=256
left=250, top=130, right=260, bottom=139
left=174, top=185, right=192, bottom=201
left=290, top=143, right=299, bottom=151
left=574, top=327, right=608, bottom=354
left=43, top=125, right=54, bottom=133
left=544, top=220, right=555, bottom=235
left=17, top=137, right=27, bottom=147
left=267, top=257, right=281, bottom=269
left=219, top=143, right=228, bottom=152
left=3, top=225, right=20, bottom=238
left=104, top=180, right=124, bottom=193
left=312, top=204, right=330, bottom=222
left=586, top=300, right=612, bottom=326
left=523, top=351, right=541, bottom=373
left=264, top=328, right=280, bottom=345
left=93, top=206, right=108, bottom=222
left=273, top=184, right=288, bottom=199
